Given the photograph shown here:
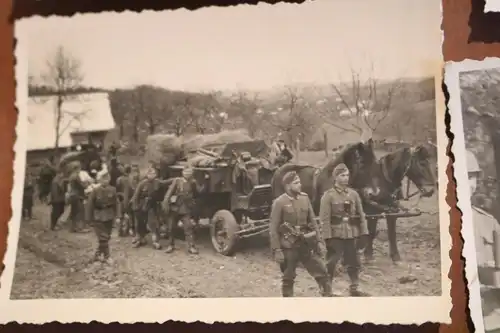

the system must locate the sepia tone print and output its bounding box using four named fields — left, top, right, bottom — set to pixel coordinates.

left=0, top=0, right=450, bottom=324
